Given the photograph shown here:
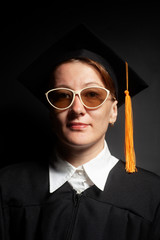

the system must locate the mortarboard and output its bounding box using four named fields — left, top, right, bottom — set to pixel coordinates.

left=18, top=24, right=148, bottom=108
left=18, top=24, right=149, bottom=173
